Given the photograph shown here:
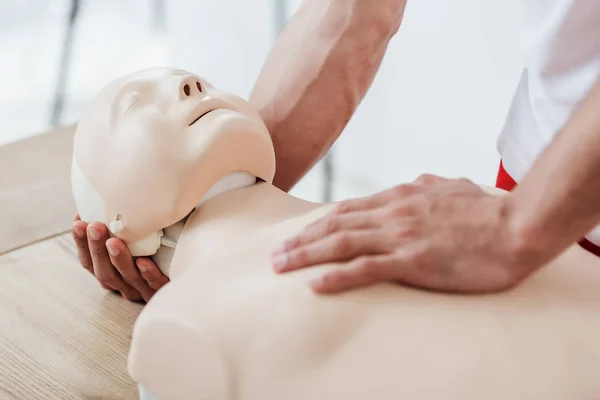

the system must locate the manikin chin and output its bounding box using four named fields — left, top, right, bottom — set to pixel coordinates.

left=72, top=67, right=600, bottom=400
